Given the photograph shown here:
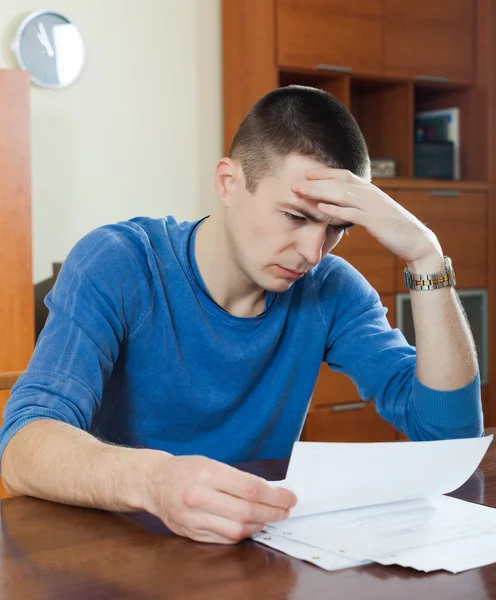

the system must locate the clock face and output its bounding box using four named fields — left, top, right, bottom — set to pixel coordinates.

left=13, top=11, right=85, bottom=89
